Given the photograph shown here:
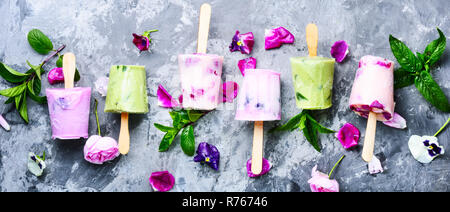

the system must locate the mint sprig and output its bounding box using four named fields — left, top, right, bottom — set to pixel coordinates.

left=270, top=110, right=335, bottom=152
left=155, top=109, right=208, bottom=156
left=390, top=28, right=449, bottom=112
